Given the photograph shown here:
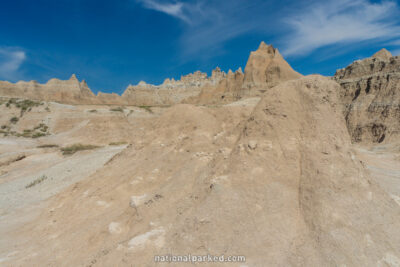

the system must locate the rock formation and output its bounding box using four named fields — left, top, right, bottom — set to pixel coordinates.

left=334, top=49, right=400, bottom=143
left=242, top=41, right=302, bottom=91
left=0, top=42, right=302, bottom=106
left=190, top=42, right=302, bottom=103
left=6, top=76, right=399, bottom=266
left=0, top=74, right=118, bottom=105
left=184, top=67, right=244, bottom=104
left=122, top=69, right=226, bottom=106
